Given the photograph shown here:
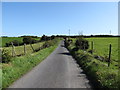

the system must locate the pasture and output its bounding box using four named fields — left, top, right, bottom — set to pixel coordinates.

left=3, top=42, right=45, bottom=56
left=0, top=37, right=40, bottom=47
left=0, top=37, right=23, bottom=47
left=66, top=37, right=119, bottom=88
left=86, top=37, right=119, bottom=62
